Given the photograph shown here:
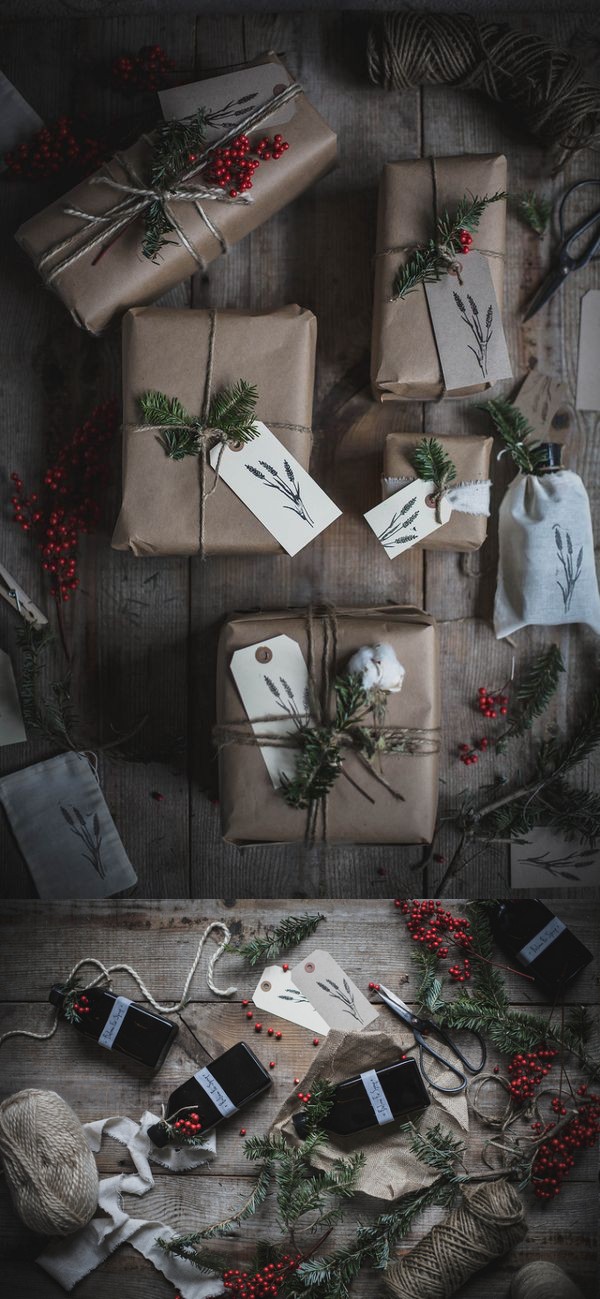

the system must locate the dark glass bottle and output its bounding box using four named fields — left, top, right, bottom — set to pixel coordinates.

left=491, top=901, right=593, bottom=996
left=148, top=1042, right=272, bottom=1146
left=292, top=1057, right=429, bottom=1139
left=49, top=984, right=178, bottom=1069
